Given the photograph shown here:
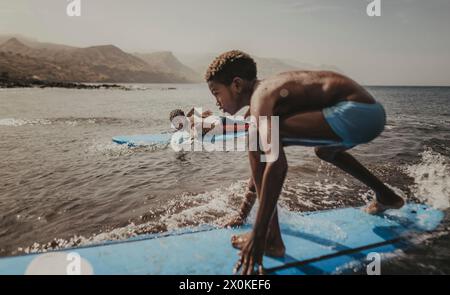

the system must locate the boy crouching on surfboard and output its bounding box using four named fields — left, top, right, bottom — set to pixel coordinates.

left=205, top=50, right=405, bottom=275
